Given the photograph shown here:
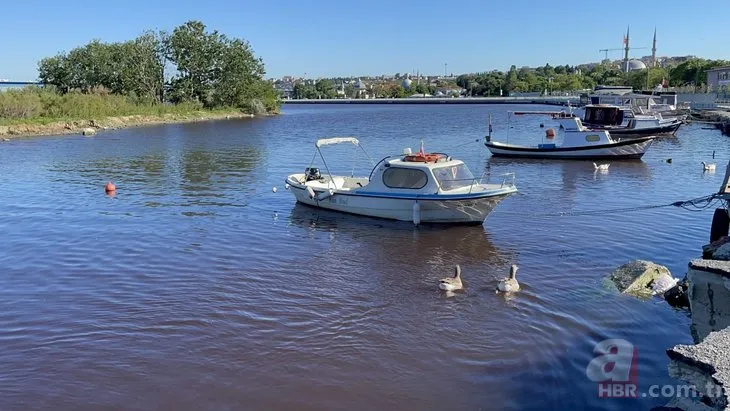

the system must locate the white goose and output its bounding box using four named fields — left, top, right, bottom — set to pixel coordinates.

left=702, top=162, right=716, bottom=172
left=497, top=265, right=520, bottom=293
left=439, top=265, right=463, bottom=291
left=593, top=162, right=610, bottom=172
